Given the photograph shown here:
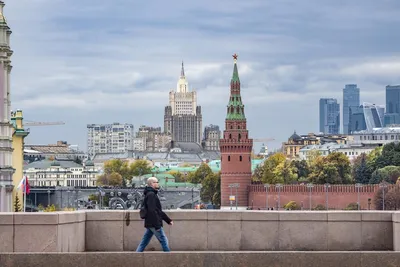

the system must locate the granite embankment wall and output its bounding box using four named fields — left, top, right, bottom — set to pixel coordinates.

left=1, top=210, right=400, bottom=253
left=248, top=184, right=391, bottom=210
